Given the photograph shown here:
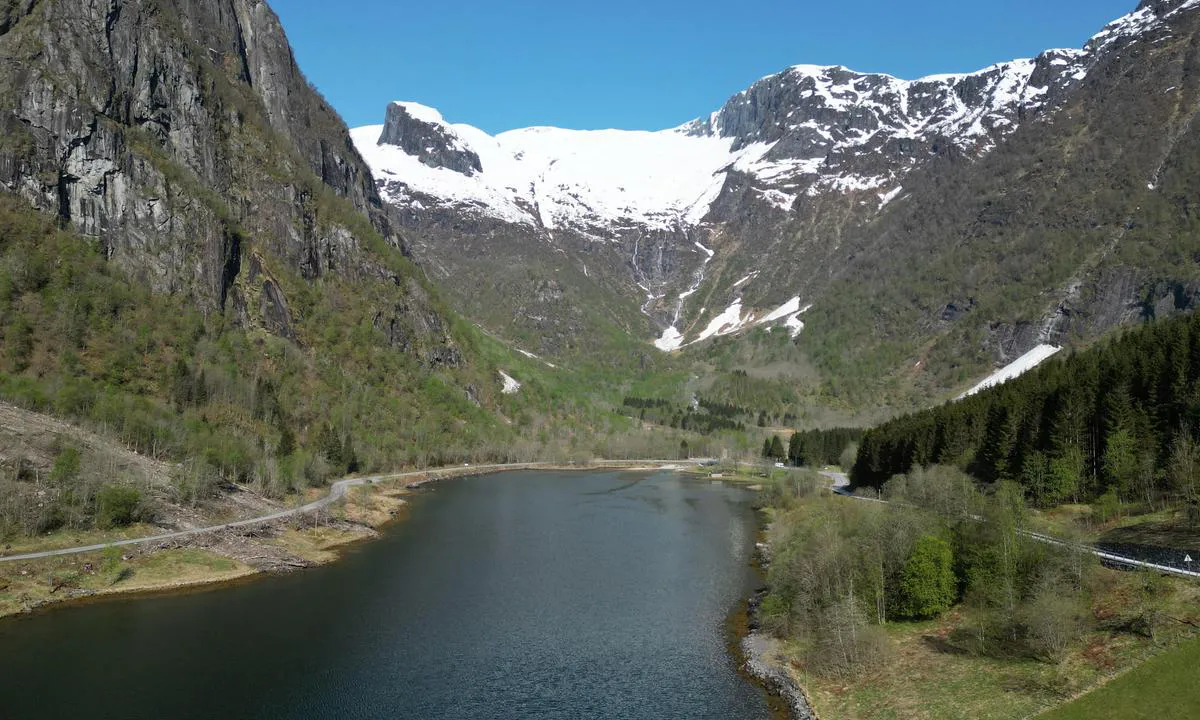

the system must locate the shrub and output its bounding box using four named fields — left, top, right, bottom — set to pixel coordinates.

left=95, top=485, right=145, bottom=529
left=893, top=534, right=957, bottom=620
left=1021, top=581, right=1085, bottom=663
left=49, top=447, right=81, bottom=485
